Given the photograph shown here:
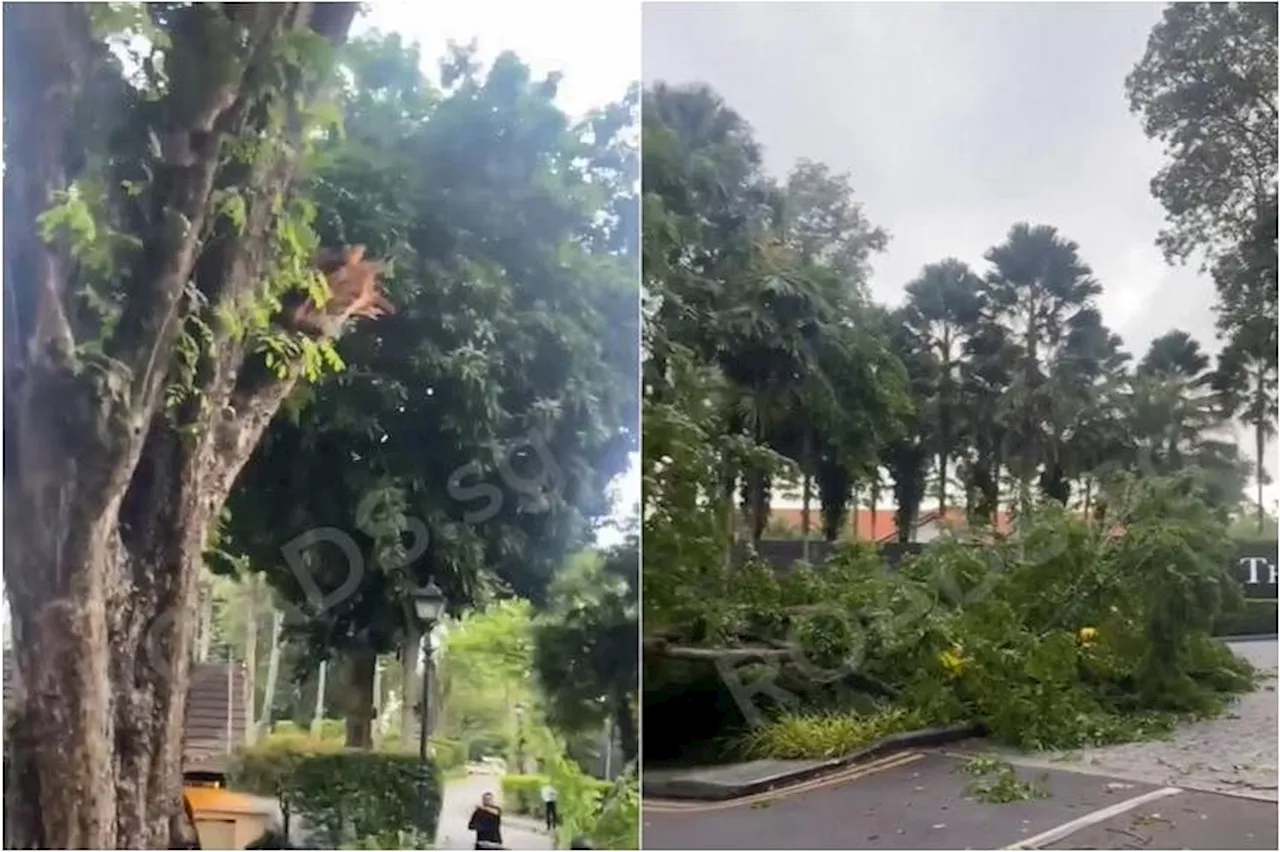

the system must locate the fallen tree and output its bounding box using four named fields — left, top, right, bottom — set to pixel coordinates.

left=2, top=4, right=365, bottom=847
left=644, top=476, right=1259, bottom=761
